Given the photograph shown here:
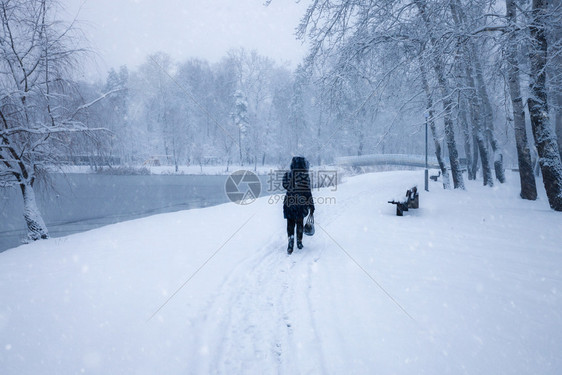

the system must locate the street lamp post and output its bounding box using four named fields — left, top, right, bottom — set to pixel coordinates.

left=424, top=112, right=429, bottom=192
